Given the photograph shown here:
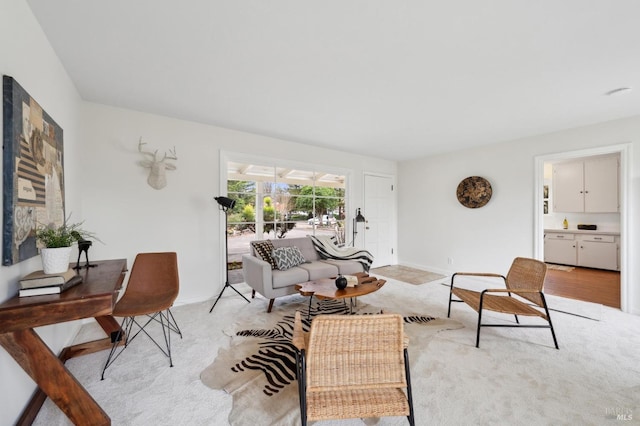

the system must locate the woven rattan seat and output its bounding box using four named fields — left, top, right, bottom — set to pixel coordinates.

left=447, top=257, right=559, bottom=349
left=292, top=312, right=415, bottom=425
